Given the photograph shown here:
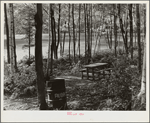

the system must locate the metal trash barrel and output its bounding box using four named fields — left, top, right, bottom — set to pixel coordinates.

left=46, top=79, right=67, bottom=110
